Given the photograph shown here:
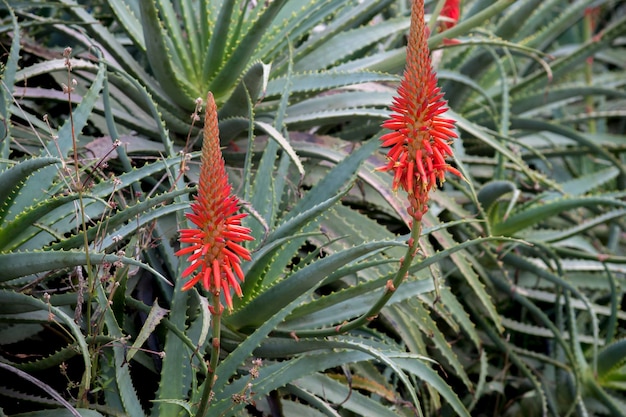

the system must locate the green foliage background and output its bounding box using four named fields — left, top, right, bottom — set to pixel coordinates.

left=0, top=0, right=625, bottom=416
